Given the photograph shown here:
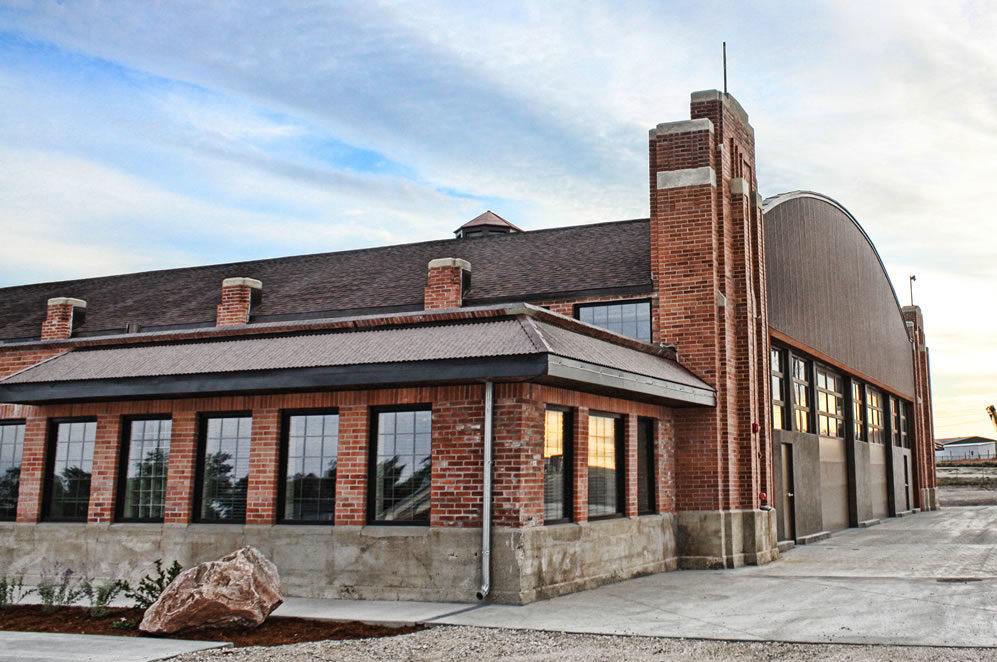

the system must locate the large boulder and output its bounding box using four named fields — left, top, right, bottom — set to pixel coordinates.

left=139, top=546, right=283, bottom=634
